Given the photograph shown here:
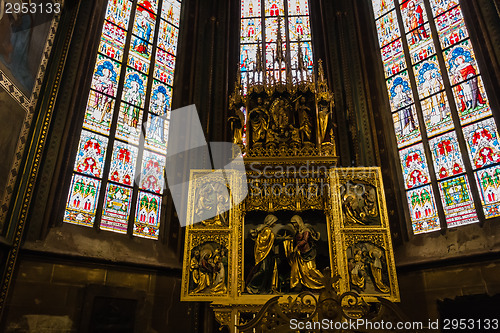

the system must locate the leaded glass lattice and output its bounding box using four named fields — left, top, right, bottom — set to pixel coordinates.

left=370, top=0, right=500, bottom=233
left=64, top=0, right=184, bottom=240
left=240, top=0, right=313, bottom=92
